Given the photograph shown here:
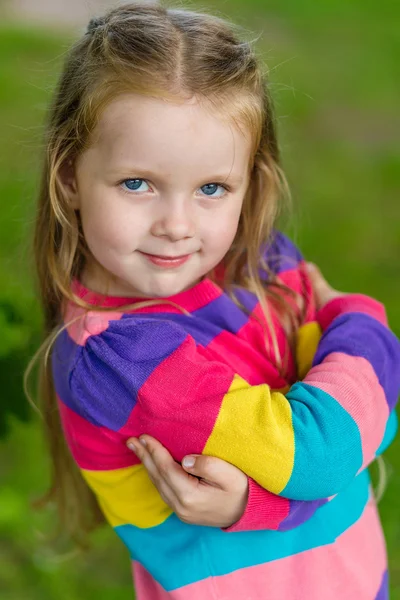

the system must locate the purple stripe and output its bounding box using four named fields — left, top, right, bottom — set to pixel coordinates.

left=193, top=293, right=251, bottom=335
left=122, top=312, right=219, bottom=346
left=52, top=328, right=82, bottom=413
left=278, top=498, right=328, bottom=531
left=123, top=295, right=251, bottom=346
left=54, top=317, right=187, bottom=431
left=313, top=312, right=400, bottom=410
left=375, top=570, right=388, bottom=600
left=224, top=287, right=259, bottom=318
left=261, top=230, right=303, bottom=277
